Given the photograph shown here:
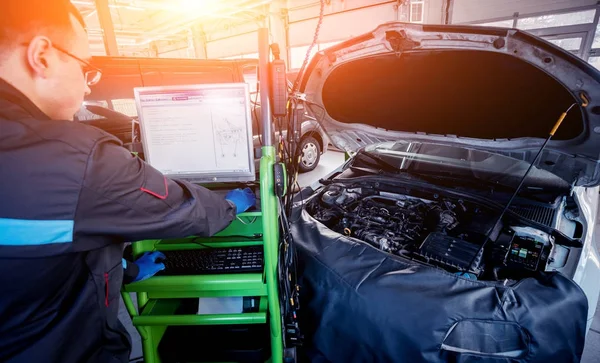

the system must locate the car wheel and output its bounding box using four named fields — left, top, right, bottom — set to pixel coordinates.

left=298, top=136, right=321, bottom=173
